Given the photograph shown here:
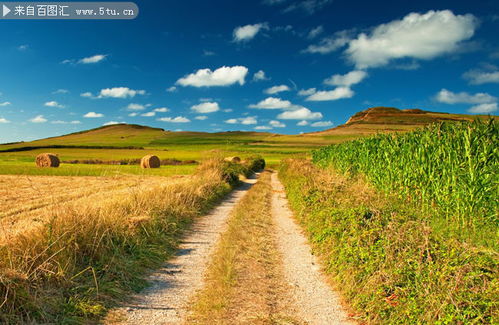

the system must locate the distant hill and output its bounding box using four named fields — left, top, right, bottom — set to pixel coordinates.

left=308, top=107, right=494, bottom=136
left=0, top=124, right=168, bottom=150
left=1, top=108, right=495, bottom=150
left=0, top=123, right=279, bottom=151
